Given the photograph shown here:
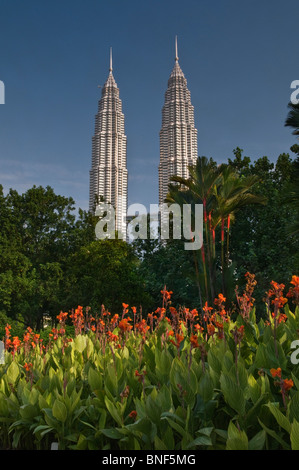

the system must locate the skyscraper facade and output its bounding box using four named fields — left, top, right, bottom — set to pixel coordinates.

left=158, top=38, right=198, bottom=210
left=89, top=49, right=128, bottom=239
